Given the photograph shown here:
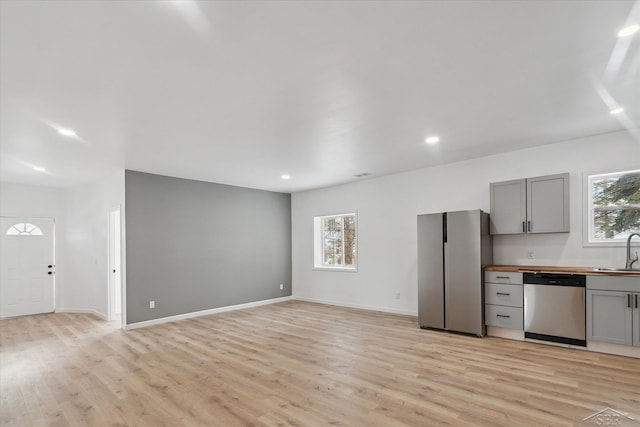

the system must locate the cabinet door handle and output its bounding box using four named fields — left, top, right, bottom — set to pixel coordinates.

left=496, top=314, right=511, bottom=318
left=522, top=221, right=526, bottom=233
left=496, top=292, right=511, bottom=296
left=635, top=294, right=638, bottom=309
left=496, top=276, right=510, bottom=279
left=527, top=221, right=531, bottom=232
left=628, top=294, right=632, bottom=308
